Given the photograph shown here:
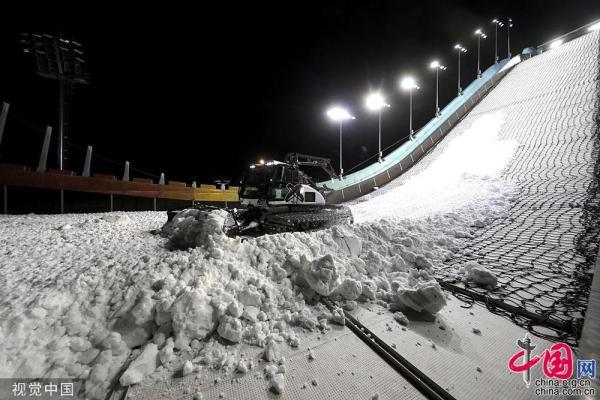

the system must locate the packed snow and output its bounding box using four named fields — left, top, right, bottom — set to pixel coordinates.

left=351, top=111, right=517, bottom=222
left=0, top=110, right=517, bottom=398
